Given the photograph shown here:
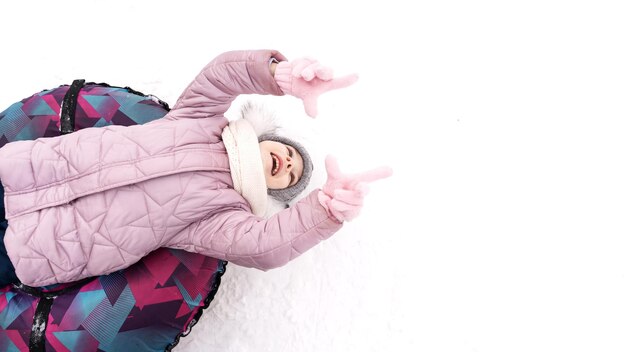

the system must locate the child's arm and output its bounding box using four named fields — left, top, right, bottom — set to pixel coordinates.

left=164, top=50, right=286, bottom=121
left=165, top=50, right=358, bottom=121
left=172, top=190, right=343, bottom=270
left=170, top=159, right=392, bottom=270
